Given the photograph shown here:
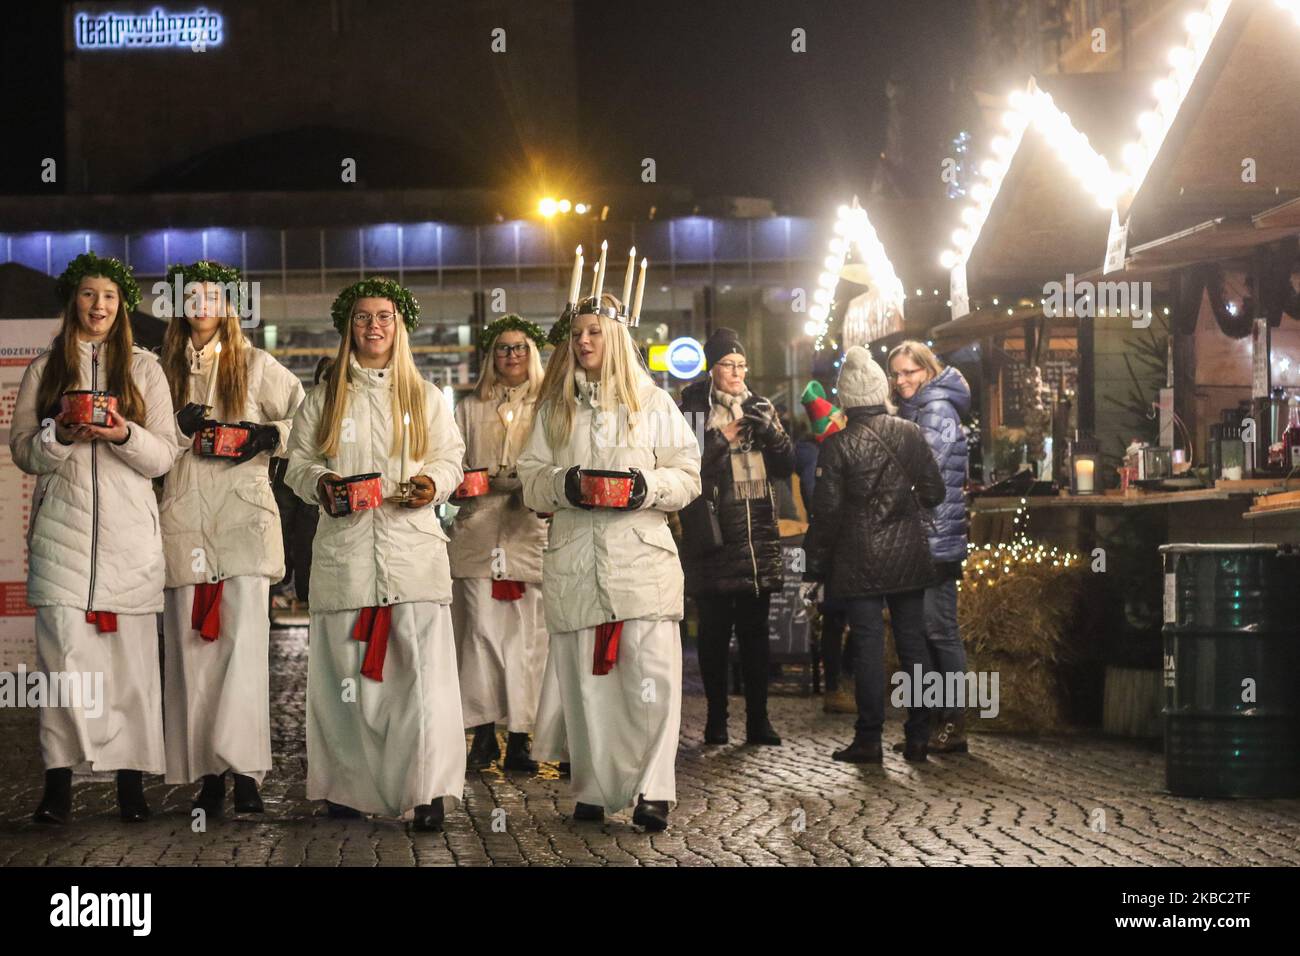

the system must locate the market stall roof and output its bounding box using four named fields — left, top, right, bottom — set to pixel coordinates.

left=1119, top=0, right=1300, bottom=245
left=960, top=71, right=1153, bottom=292
left=1081, top=206, right=1300, bottom=282
left=930, top=303, right=1076, bottom=347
